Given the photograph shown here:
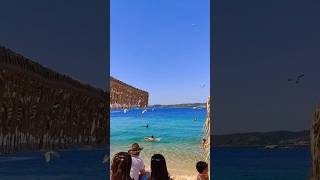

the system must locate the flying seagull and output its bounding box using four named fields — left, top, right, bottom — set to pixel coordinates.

left=288, top=74, right=305, bottom=84
left=44, top=151, right=60, bottom=163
